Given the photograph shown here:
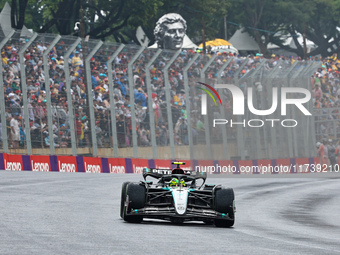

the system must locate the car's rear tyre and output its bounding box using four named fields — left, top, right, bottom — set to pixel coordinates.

left=120, top=182, right=130, bottom=218
left=123, top=183, right=146, bottom=223
left=214, top=188, right=235, bottom=227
